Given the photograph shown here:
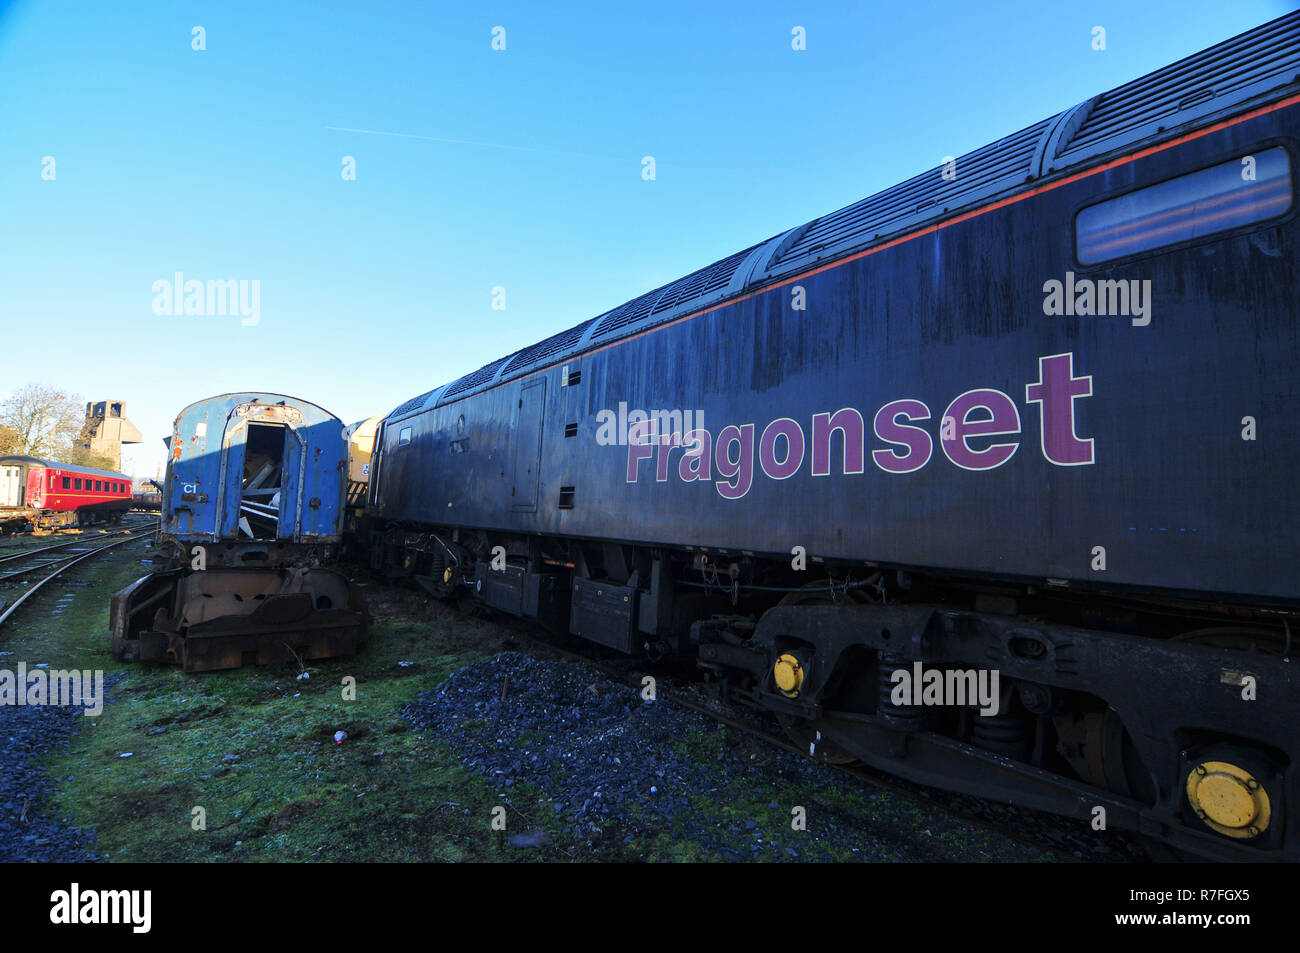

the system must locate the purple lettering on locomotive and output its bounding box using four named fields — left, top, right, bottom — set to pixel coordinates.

left=623, top=351, right=1095, bottom=495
